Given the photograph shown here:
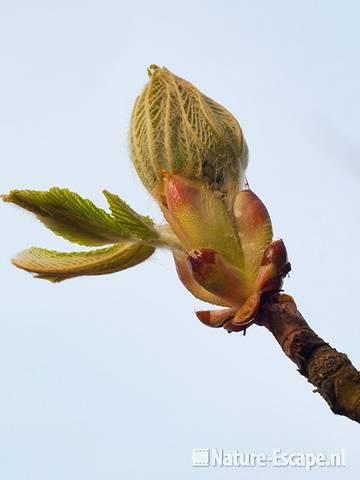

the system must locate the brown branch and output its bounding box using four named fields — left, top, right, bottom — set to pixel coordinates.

left=255, top=295, right=360, bottom=424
